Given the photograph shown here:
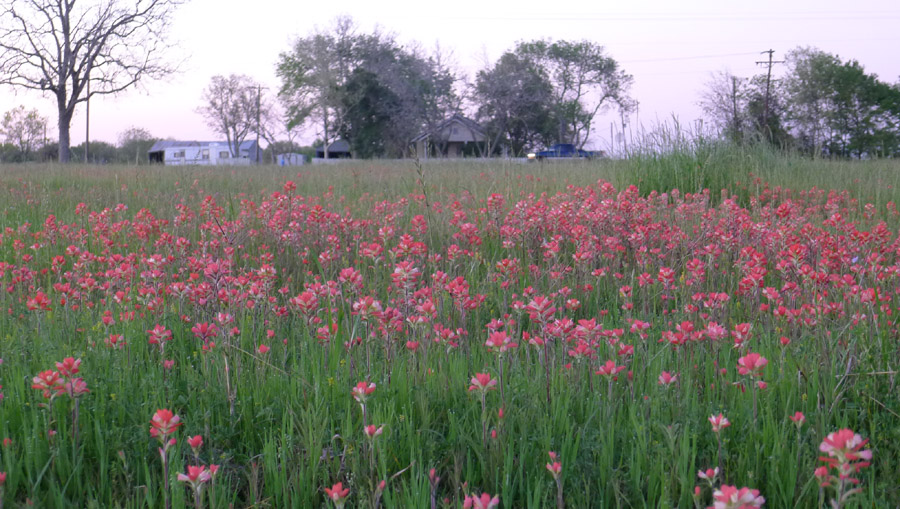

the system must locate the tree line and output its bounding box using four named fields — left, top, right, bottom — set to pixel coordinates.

left=2, top=1, right=898, bottom=162
left=189, top=17, right=635, bottom=160
left=700, top=48, right=900, bottom=158
left=0, top=118, right=160, bottom=164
